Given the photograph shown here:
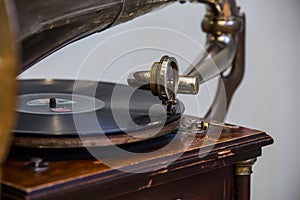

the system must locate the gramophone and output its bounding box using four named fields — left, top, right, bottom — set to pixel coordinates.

left=0, top=0, right=273, bottom=199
